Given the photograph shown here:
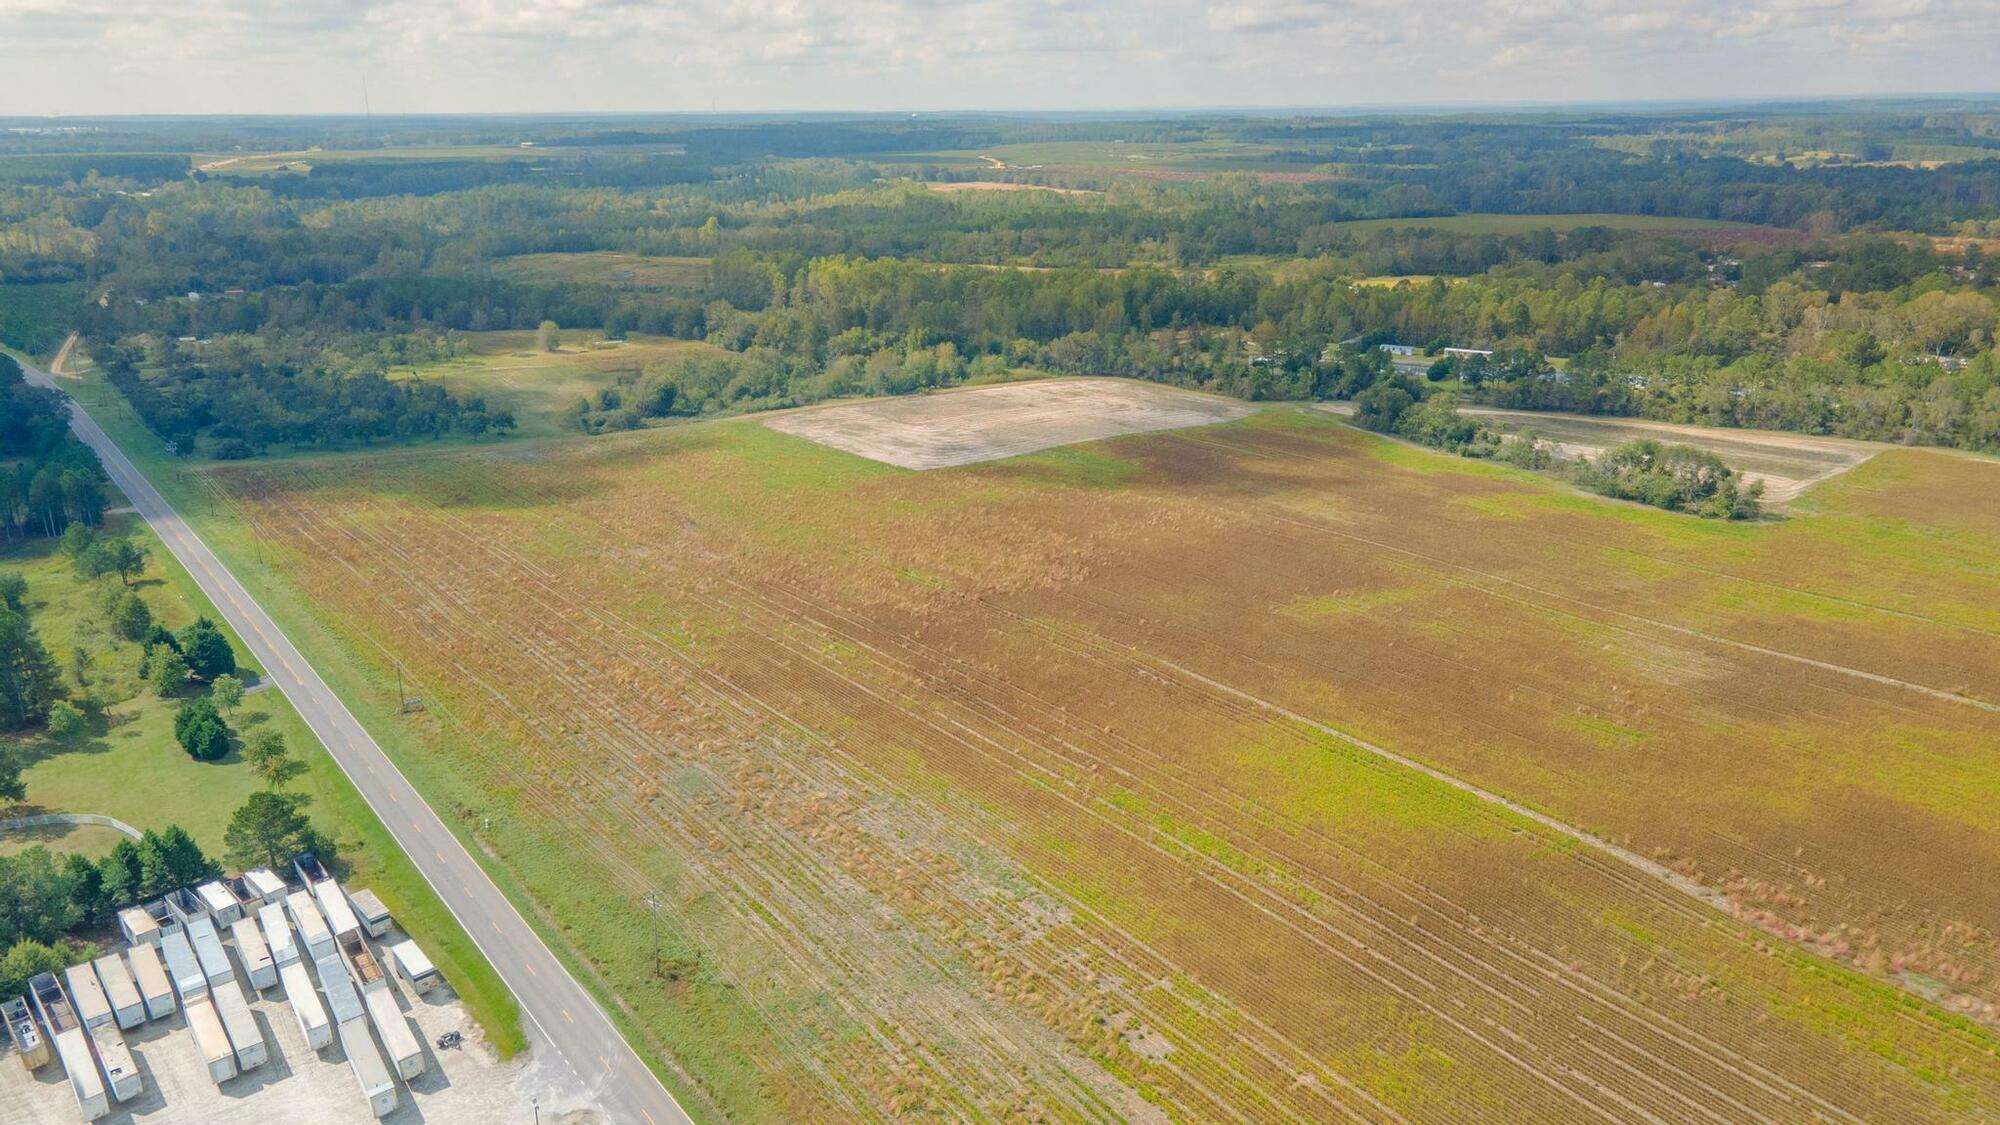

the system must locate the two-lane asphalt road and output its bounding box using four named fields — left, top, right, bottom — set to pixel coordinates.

left=22, top=355, right=691, bottom=1125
